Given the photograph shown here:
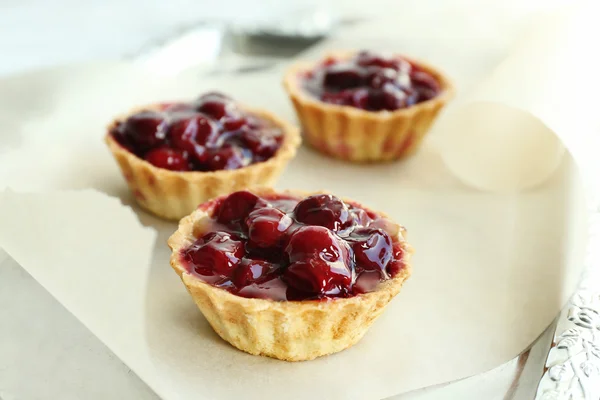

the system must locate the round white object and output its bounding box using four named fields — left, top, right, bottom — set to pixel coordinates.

left=439, top=102, right=565, bottom=192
